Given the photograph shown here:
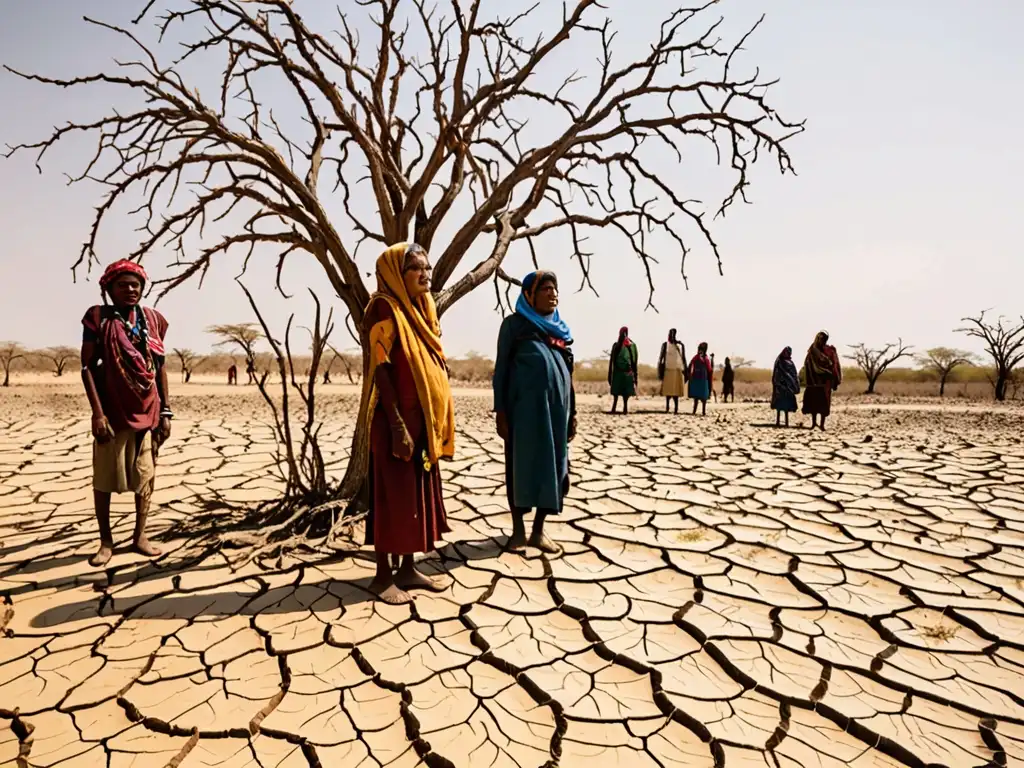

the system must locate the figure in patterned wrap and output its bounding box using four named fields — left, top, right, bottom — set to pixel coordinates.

left=771, top=346, right=801, bottom=427
left=493, top=271, right=577, bottom=555
left=802, top=330, right=842, bottom=431
left=658, top=328, right=687, bottom=414
left=81, top=260, right=172, bottom=567
left=688, top=342, right=713, bottom=416
left=360, top=242, right=455, bottom=604
left=721, top=357, right=735, bottom=403
left=608, top=326, right=638, bottom=415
